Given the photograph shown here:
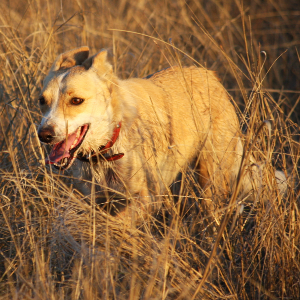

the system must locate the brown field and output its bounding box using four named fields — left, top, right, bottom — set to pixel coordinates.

left=0, top=0, right=299, bottom=299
